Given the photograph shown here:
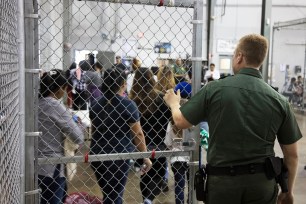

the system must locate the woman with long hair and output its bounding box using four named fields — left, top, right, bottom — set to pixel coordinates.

left=38, top=69, right=84, bottom=204
left=90, top=68, right=152, bottom=204
left=127, top=57, right=142, bottom=93
left=129, top=68, right=172, bottom=204
left=155, top=65, right=176, bottom=93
